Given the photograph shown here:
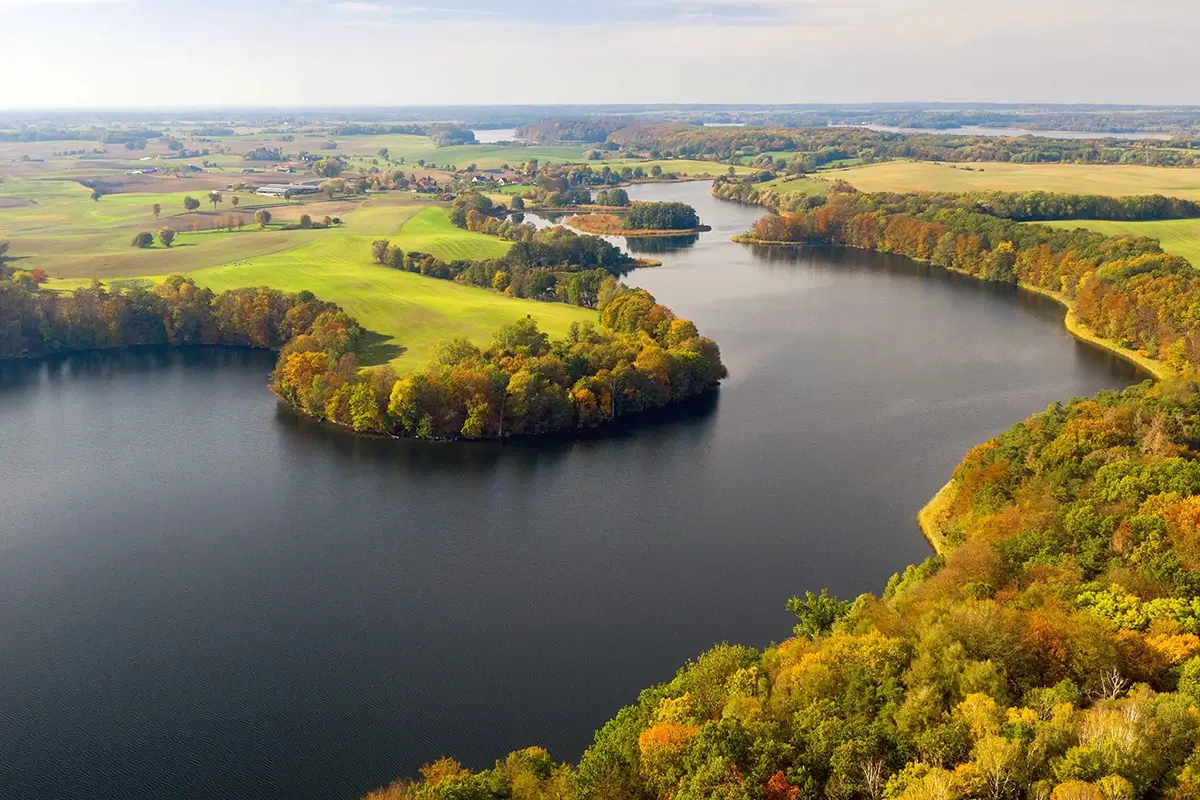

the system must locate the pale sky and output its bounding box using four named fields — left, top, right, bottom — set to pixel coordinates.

left=0, top=0, right=1196, bottom=109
